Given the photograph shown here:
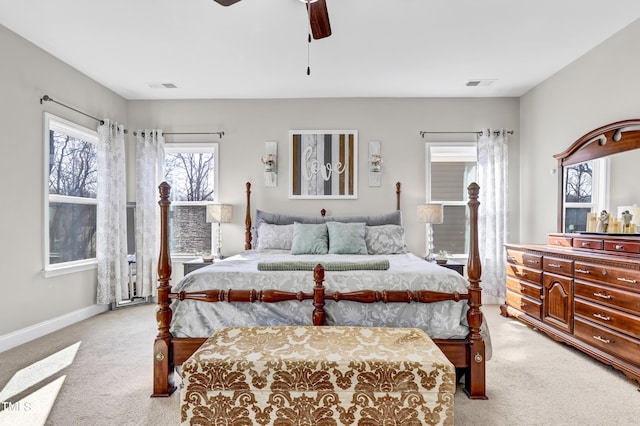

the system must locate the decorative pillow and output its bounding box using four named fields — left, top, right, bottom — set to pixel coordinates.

left=326, top=222, right=368, bottom=254
left=365, top=224, right=409, bottom=254
left=256, top=221, right=294, bottom=250
left=325, top=210, right=403, bottom=226
left=255, top=209, right=325, bottom=248
left=290, top=223, right=329, bottom=255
